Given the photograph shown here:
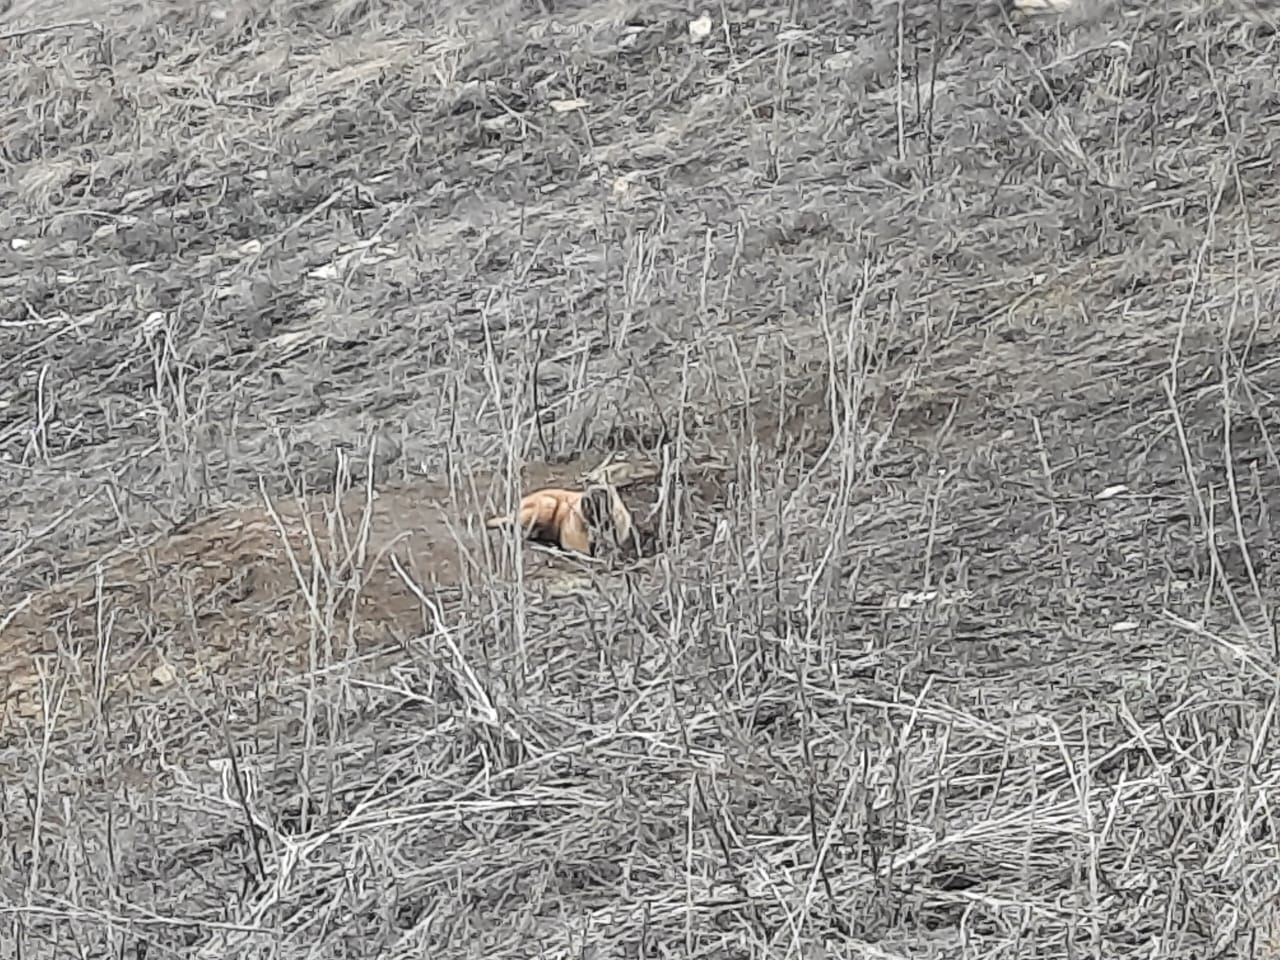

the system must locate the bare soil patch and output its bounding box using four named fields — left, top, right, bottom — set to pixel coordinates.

left=3, top=0, right=1280, bottom=958
left=1, top=449, right=723, bottom=744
